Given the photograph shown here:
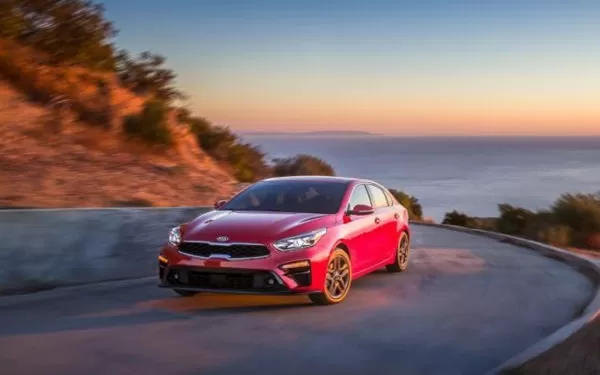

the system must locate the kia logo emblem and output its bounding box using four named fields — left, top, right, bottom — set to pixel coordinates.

left=216, top=236, right=229, bottom=242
